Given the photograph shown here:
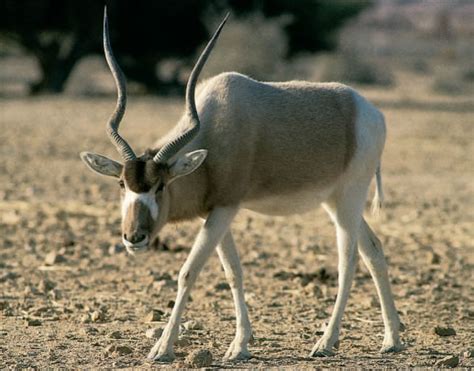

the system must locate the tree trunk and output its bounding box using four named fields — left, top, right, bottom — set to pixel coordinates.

left=22, top=33, right=86, bottom=94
